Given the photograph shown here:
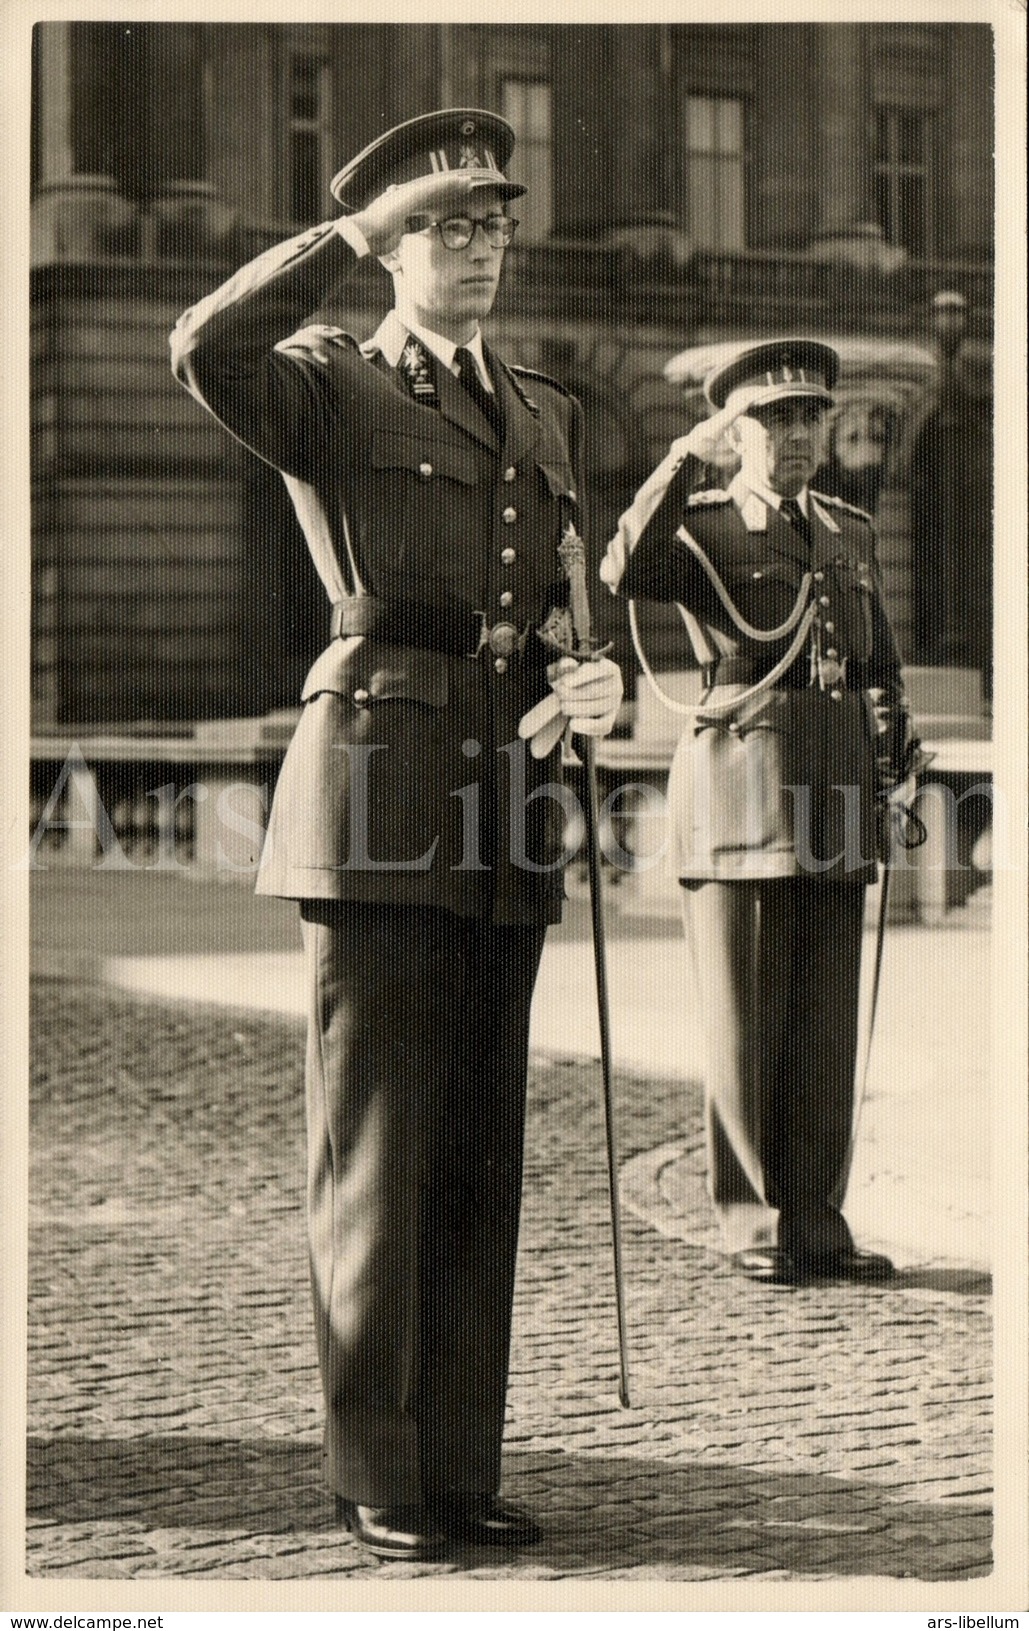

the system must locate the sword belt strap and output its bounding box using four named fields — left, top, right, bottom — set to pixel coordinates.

left=715, top=655, right=853, bottom=690
left=330, top=597, right=532, bottom=660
